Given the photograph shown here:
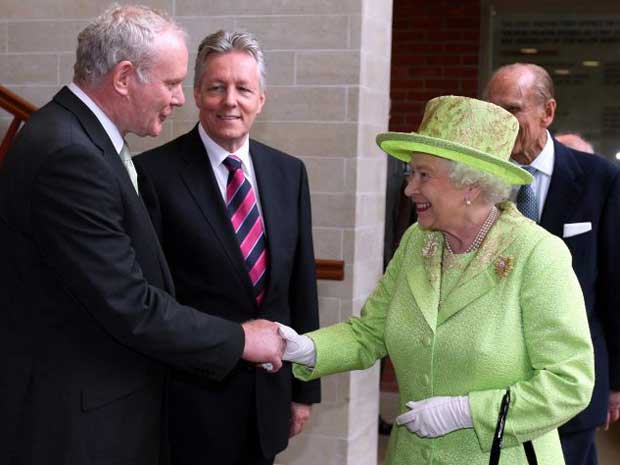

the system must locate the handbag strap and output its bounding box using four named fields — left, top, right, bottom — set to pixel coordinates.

left=489, top=390, right=538, bottom=465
